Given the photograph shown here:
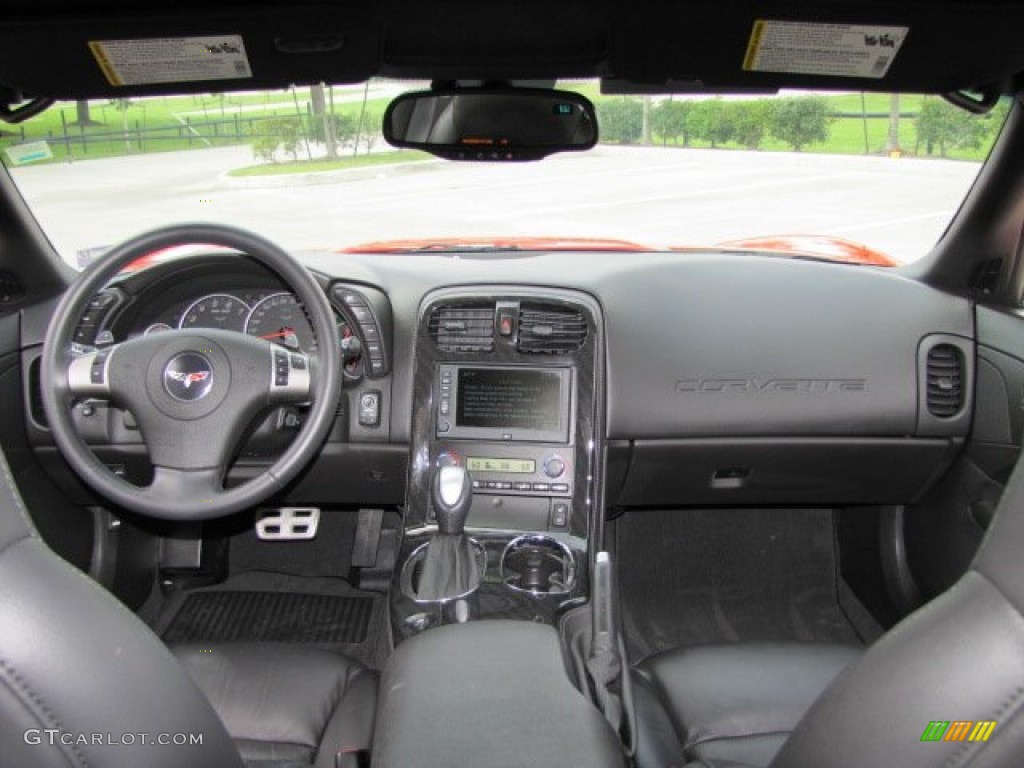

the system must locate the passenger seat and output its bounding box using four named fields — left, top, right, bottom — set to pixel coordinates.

left=632, top=643, right=862, bottom=768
